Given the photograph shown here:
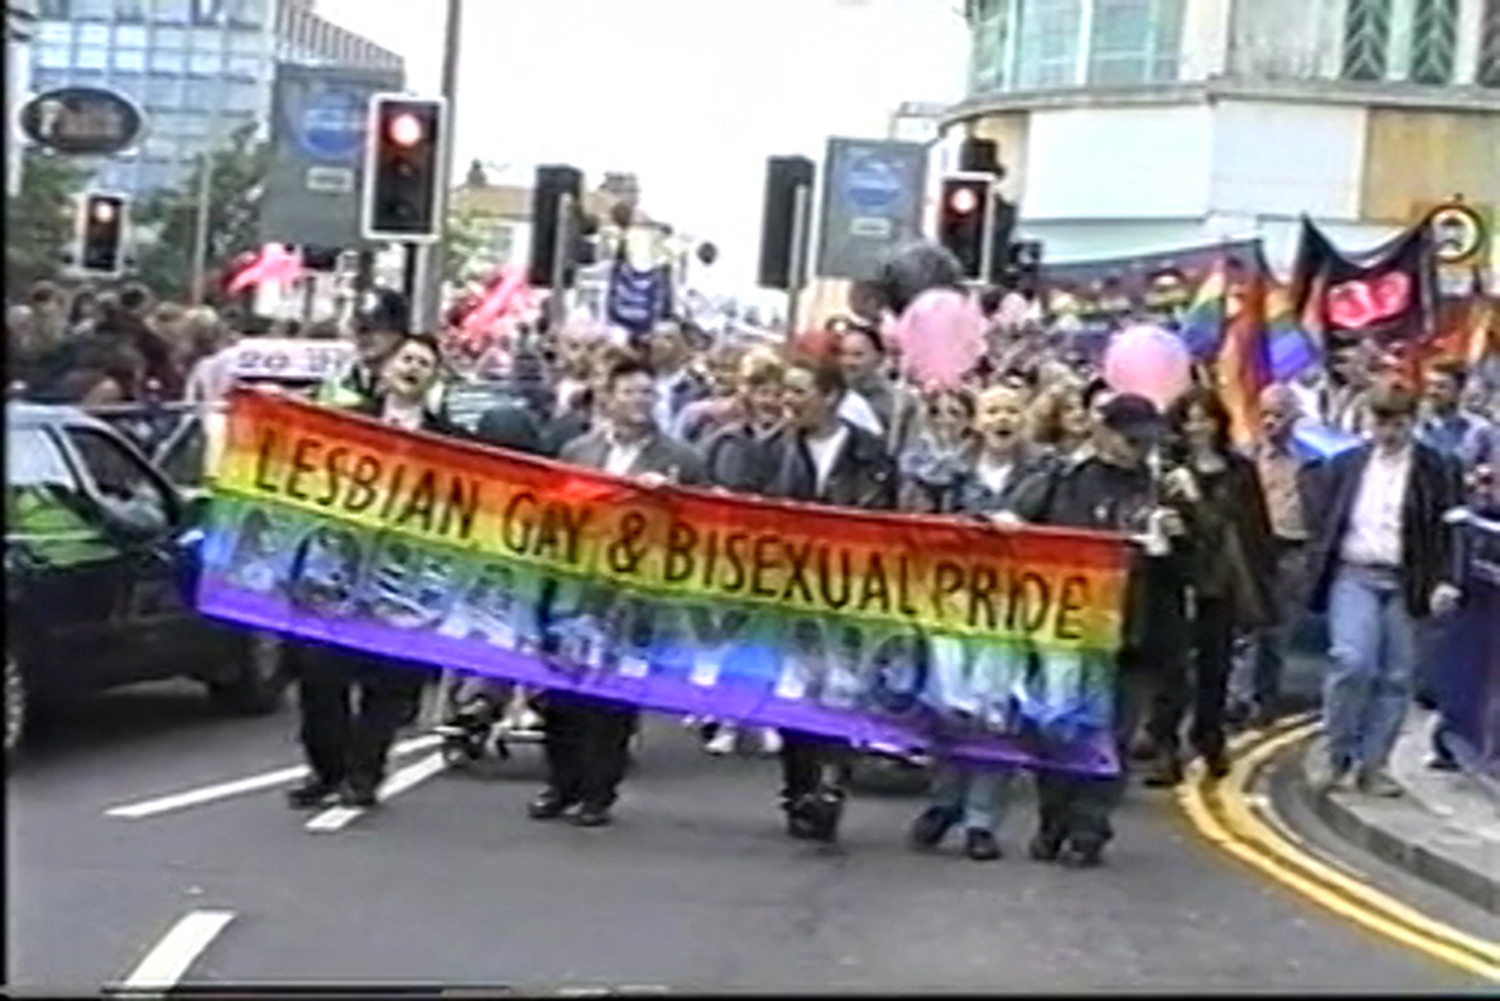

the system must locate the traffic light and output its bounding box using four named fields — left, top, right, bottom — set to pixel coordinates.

left=78, top=192, right=128, bottom=276
left=362, top=94, right=446, bottom=243
left=937, top=174, right=995, bottom=282
left=528, top=165, right=584, bottom=288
